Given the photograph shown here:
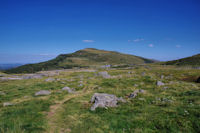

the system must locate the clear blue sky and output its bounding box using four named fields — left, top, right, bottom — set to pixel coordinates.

left=0, top=0, right=200, bottom=63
